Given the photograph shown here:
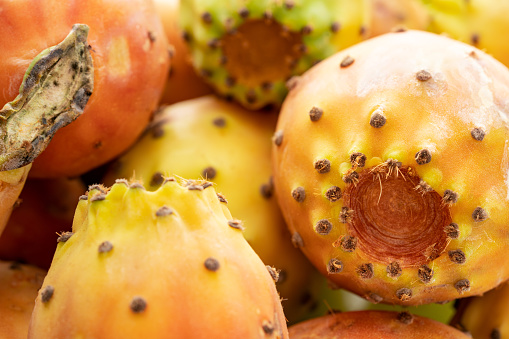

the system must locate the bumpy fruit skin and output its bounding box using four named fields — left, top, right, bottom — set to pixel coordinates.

left=103, top=95, right=325, bottom=323
left=28, top=180, right=288, bottom=338
left=0, top=177, right=84, bottom=269
left=451, top=282, right=509, bottom=338
left=272, top=30, right=509, bottom=305
left=422, top=0, right=509, bottom=68
left=0, top=0, right=170, bottom=178
left=179, top=0, right=369, bottom=109
left=0, top=261, right=45, bottom=339
left=154, top=0, right=213, bottom=105
left=0, top=166, right=31, bottom=238
left=288, top=310, right=470, bottom=338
